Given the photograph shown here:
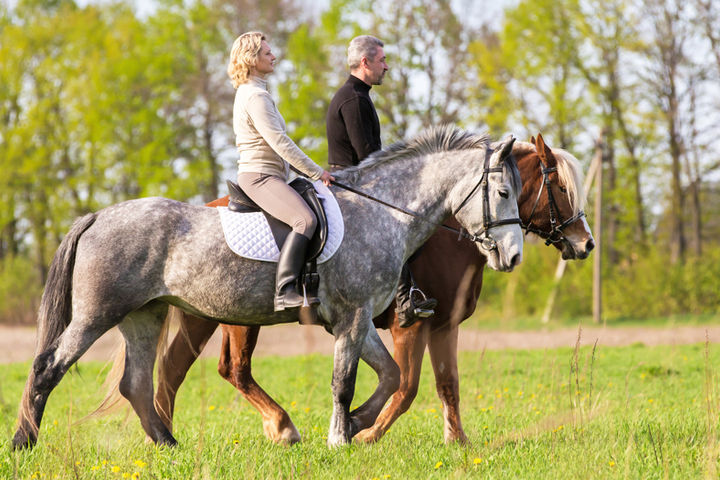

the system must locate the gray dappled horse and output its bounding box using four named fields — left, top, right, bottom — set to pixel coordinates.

left=13, top=126, right=524, bottom=449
